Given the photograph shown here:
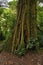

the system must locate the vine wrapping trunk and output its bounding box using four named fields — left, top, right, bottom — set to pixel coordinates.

left=11, top=0, right=37, bottom=53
